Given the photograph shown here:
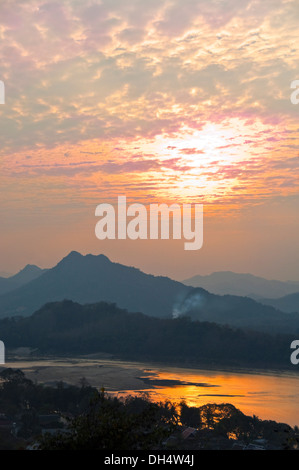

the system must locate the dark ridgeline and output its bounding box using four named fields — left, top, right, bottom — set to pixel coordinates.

left=183, top=271, right=299, bottom=299
left=0, top=299, right=295, bottom=370
left=0, top=265, right=46, bottom=295
left=259, top=292, right=299, bottom=314
left=0, top=251, right=192, bottom=320
left=174, top=289, right=299, bottom=334
left=0, top=251, right=298, bottom=334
